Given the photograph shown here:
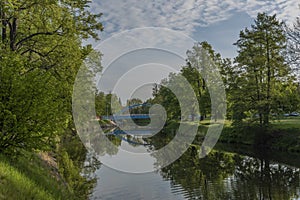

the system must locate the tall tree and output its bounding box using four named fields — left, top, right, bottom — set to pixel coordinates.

left=152, top=74, right=181, bottom=121
left=286, top=14, right=300, bottom=67
left=234, top=13, right=295, bottom=126
left=0, top=0, right=103, bottom=153
left=152, top=42, right=226, bottom=122
left=185, top=41, right=226, bottom=120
